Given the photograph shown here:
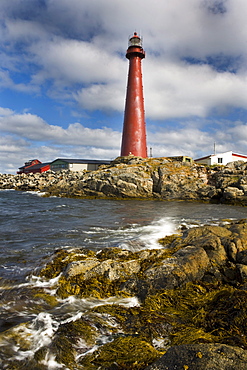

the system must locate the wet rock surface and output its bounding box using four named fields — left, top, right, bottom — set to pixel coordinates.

left=145, top=344, right=247, bottom=370
left=39, top=220, right=247, bottom=299
left=1, top=219, right=244, bottom=369
left=2, top=156, right=247, bottom=204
